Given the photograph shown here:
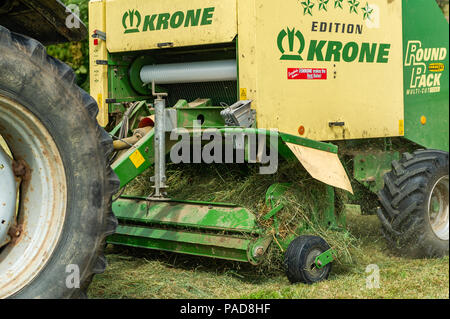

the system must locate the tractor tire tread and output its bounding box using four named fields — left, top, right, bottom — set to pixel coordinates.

left=0, top=26, right=118, bottom=298
left=377, top=149, right=449, bottom=258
